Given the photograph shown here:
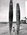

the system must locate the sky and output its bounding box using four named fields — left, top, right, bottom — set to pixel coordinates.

left=0, top=0, right=27, bottom=22
left=25, top=1, right=27, bottom=18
